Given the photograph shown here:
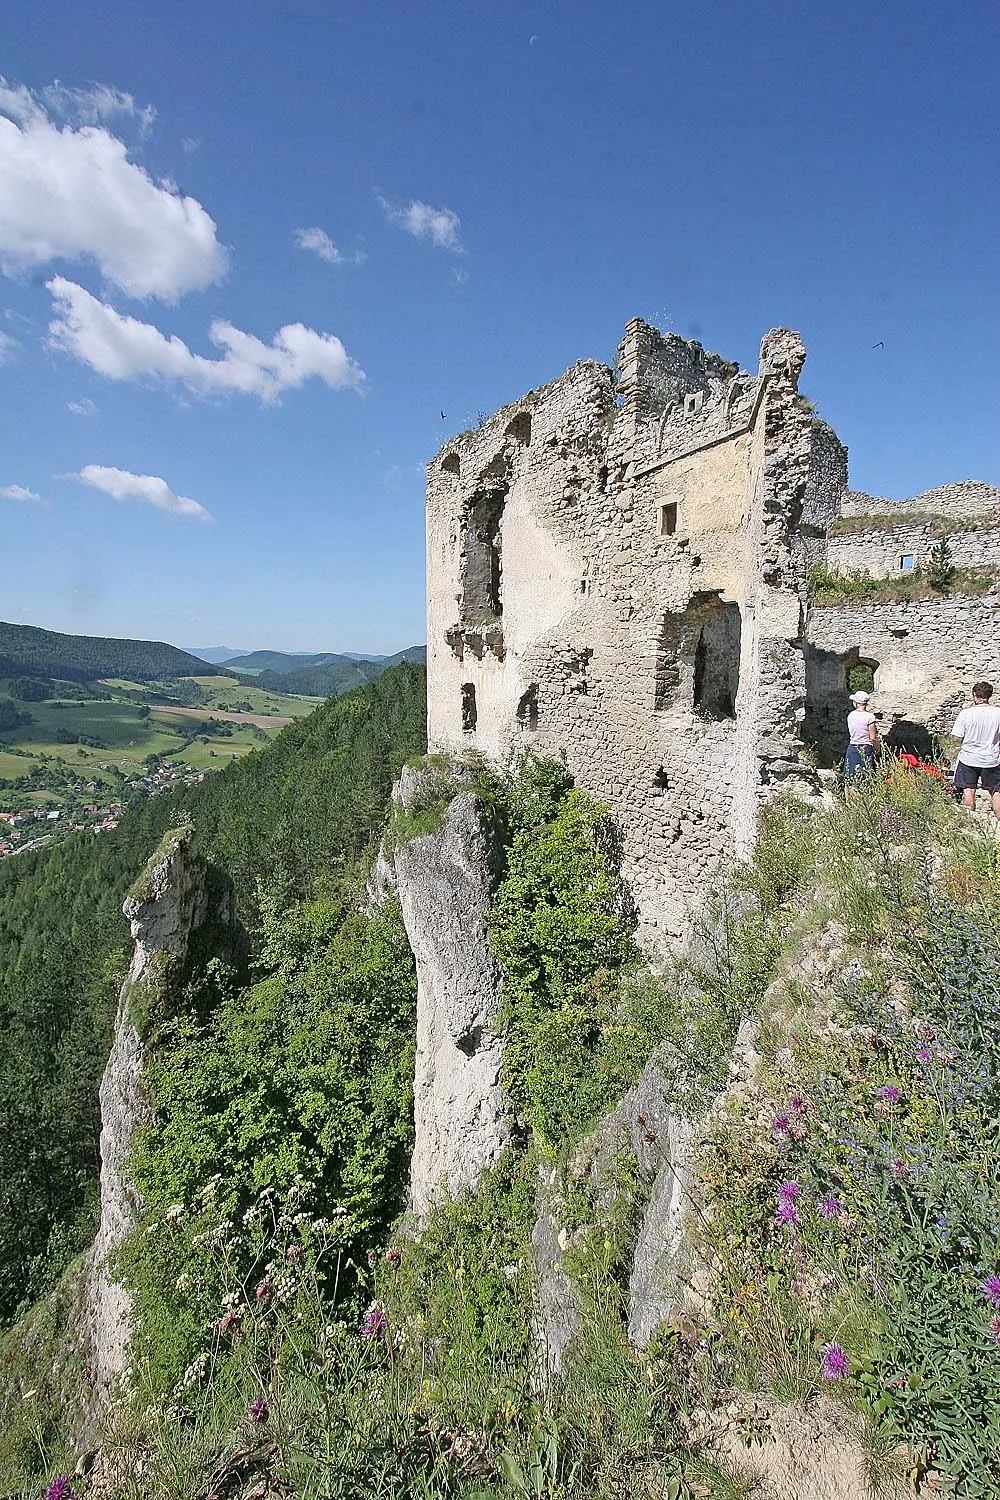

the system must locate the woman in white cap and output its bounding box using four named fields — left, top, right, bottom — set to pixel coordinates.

left=844, top=688, right=880, bottom=784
